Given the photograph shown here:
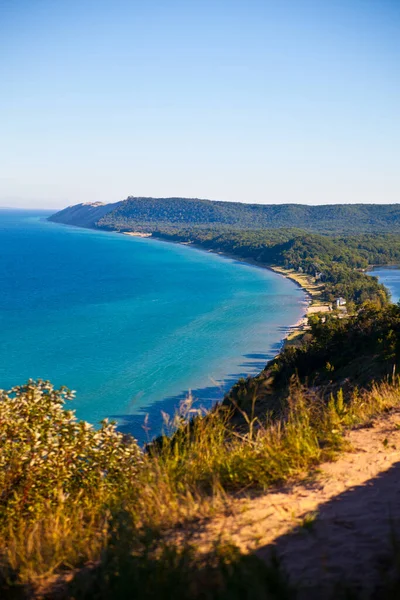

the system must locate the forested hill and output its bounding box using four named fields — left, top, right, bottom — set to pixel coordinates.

left=49, top=197, right=400, bottom=233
